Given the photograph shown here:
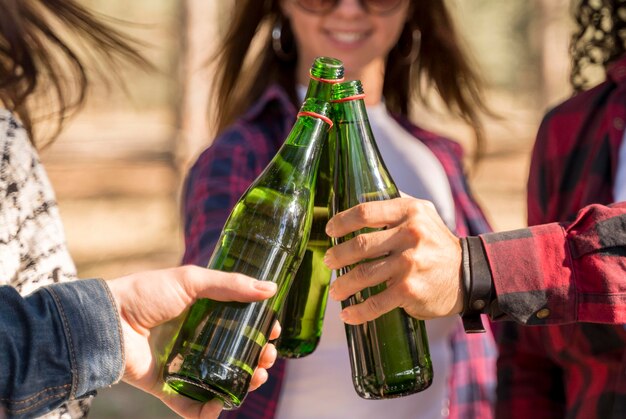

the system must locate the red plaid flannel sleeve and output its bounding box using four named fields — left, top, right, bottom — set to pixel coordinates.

left=481, top=202, right=626, bottom=325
